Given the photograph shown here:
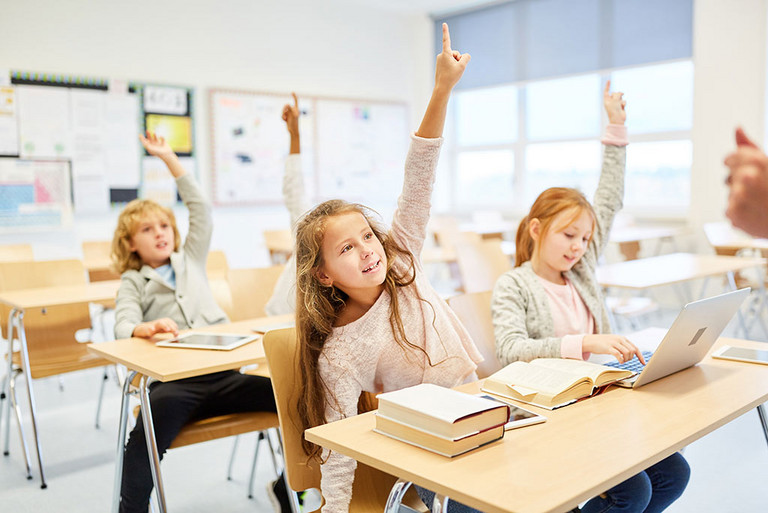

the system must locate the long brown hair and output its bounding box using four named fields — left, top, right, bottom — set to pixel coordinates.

left=295, top=200, right=433, bottom=460
left=111, top=199, right=181, bottom=274
left=515, top=187, right=596, bottom=267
